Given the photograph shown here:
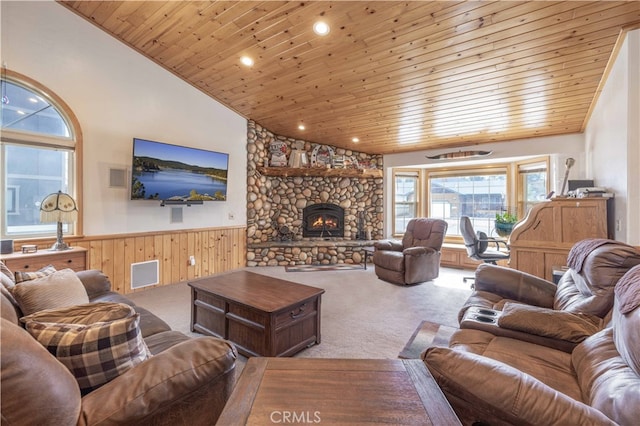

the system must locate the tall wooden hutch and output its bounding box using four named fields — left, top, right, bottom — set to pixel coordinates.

left=508, top=197, right=613, bottom=281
